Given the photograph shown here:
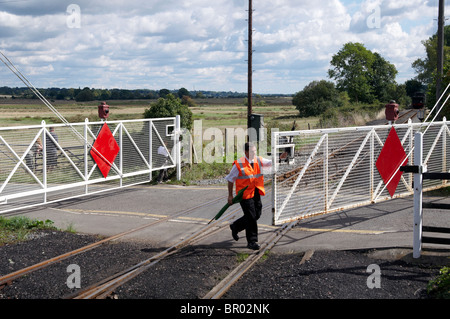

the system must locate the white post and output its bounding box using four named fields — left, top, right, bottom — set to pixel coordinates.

left=271, top=129, right=277, bottom=225
left=443, top=117, right=447, bottom=186
left=370, top=129, right=374, bottom=202
left=175, top=115, right=181, bottom=181
left=84, top=118, right=89, bottom=194
left=149, top=120, right=153, bottom=181
left=324, top=134, right=329, bottom=212
left=119, top=123, right=123, bottom=187
left=42, top=121, right=47, bottom=203
left=413, top=132, right=424, bottom=258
